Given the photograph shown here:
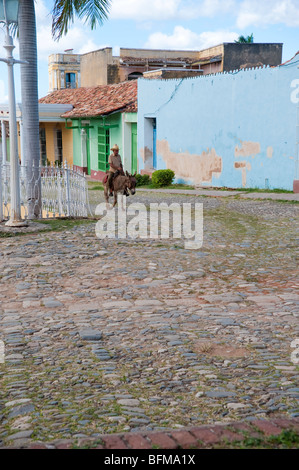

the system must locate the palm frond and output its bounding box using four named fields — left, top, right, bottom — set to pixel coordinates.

left=52, top=0, right=111, bottom=40
left=10, top=21, right=19, bottom=39
left=235, top=34, right=254, bottom=44
left=52, top=0, right=76, bottom=39
left=75, top=0, right=110, bottom=29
